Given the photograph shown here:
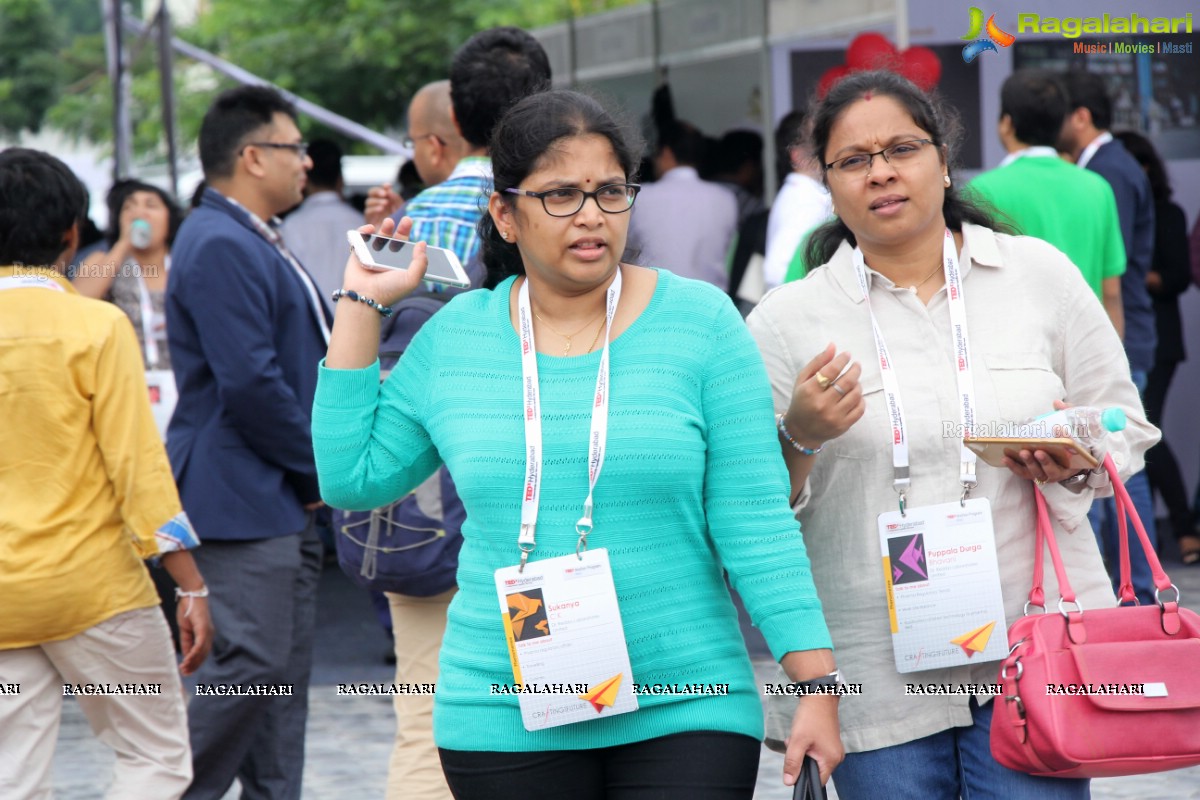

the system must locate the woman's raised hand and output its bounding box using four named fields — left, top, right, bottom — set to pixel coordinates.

left=341, top=216, right=430, bottom=308
left=782, top=343, right=866, bottom=448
